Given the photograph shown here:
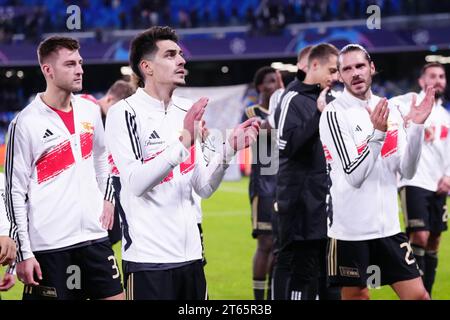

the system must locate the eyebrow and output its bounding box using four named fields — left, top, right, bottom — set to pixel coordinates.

left=342, top=62, right=365, bottom=69
left=164, top=49, right=182, bottom=55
